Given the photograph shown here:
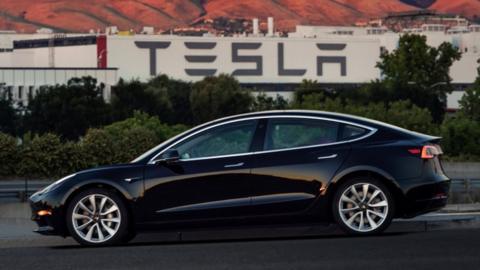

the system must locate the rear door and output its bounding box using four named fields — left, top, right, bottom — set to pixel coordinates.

left=249, top=117, right=358, bottom=215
